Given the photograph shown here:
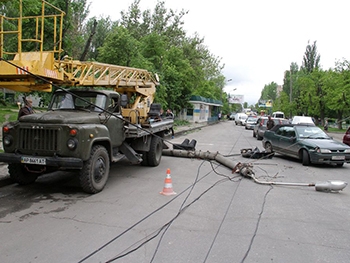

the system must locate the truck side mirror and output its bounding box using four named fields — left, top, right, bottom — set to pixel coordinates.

left=120, top=94, right=128, bottom=107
